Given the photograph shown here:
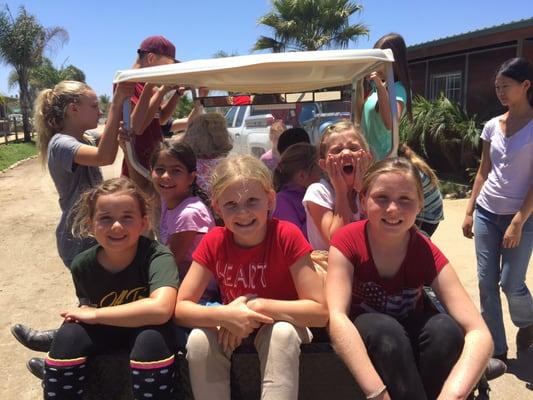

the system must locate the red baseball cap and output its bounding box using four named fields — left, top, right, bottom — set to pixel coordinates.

left=137, top=35, right=178, bottom=62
